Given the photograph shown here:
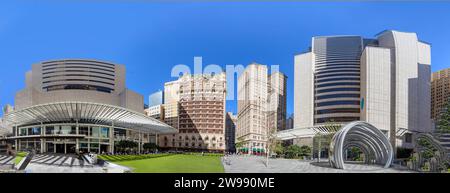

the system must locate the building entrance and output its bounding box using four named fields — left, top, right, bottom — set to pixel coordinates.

left=56, top=144, right=65, bottom=153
